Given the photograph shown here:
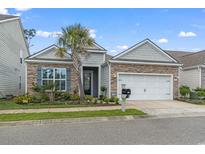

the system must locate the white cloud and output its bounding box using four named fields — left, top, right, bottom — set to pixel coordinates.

left=117, top=45, right=128, bottom=50
left=89, top=29, right=96, bottom=38
left=110, top=50, right=117, bottom=53
left=36, top=30, right=62, bottom=38
left=191, top=24, right=205, bottom=29
left=0, top=8, right=9, bottom=15
left=179, top=31, right=197, bottom=37
left=15, top=8, right=31, bottom=12
left=158, top=38, right=168, bottom=43
left=192, top=48, right=200, bottom=51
